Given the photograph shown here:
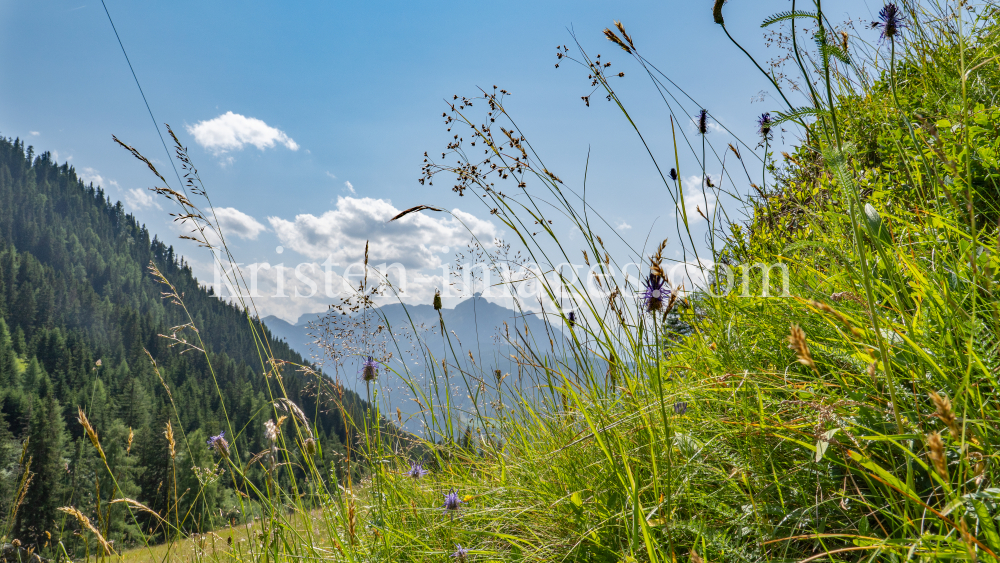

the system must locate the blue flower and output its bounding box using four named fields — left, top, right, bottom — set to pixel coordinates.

left=757, top=112, right=772, bottom=140
left=406, top=462, right=429, bottom=479
left=451, top=545, right=469, bottom=560
left=442, top=488, right=463, bottom=519
left=207, top=431, right=229, bottom=458
left=674, top=401, right=688, bottom=416
left=872, top=3, right=904, bottom=41
left=641, top=273, right=669, bottom=313
left=360, top=356, right=379, bottom=382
